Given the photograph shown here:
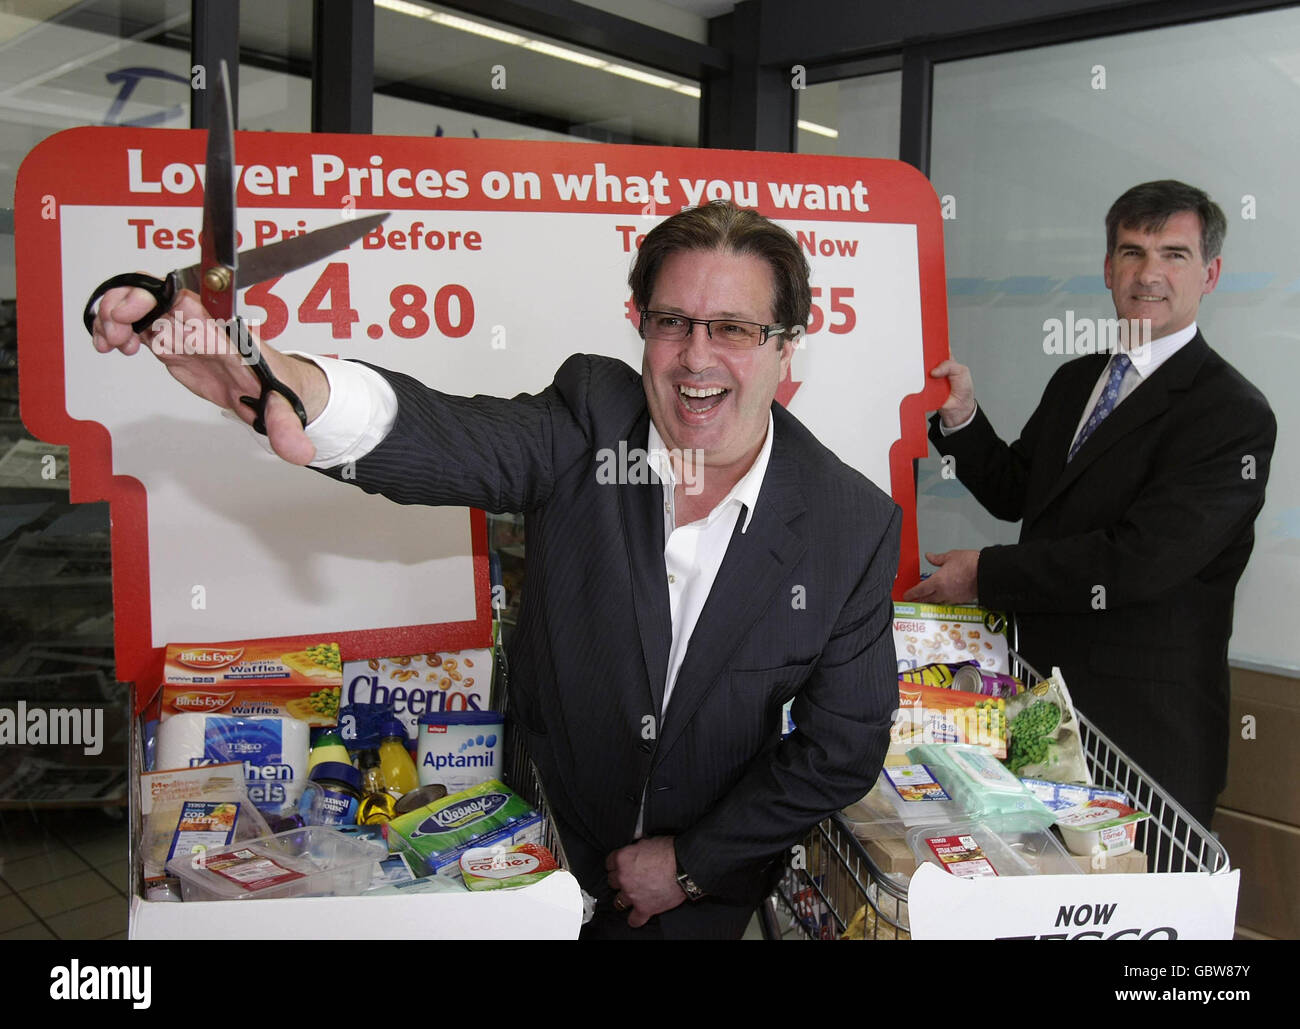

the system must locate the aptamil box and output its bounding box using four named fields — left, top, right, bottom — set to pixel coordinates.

left=416, top=711, right=503, bottom=794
